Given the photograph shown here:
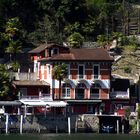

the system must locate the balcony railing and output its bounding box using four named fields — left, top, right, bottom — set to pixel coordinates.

left=19, top=94, right=52, bottom=101
left=75, top=94, right=84, bottom=100
left=110, top=91, right=129, bottom=99
left=90, top=93, right=99, bottom=99
left=11, top=72, right=38, bottom=81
